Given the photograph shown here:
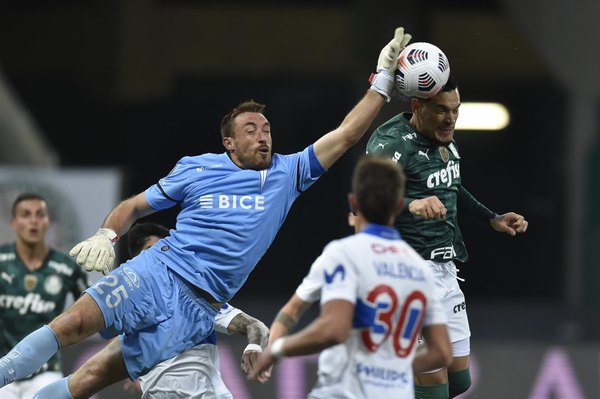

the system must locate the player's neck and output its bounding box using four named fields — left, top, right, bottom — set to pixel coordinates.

left=354, top=216, right=368, bottom=233
left=15, top=240, right=48, bottom=271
